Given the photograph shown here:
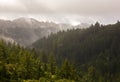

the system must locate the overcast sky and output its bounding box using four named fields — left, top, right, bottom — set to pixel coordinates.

left=0, top=0, right=120, bottom=25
